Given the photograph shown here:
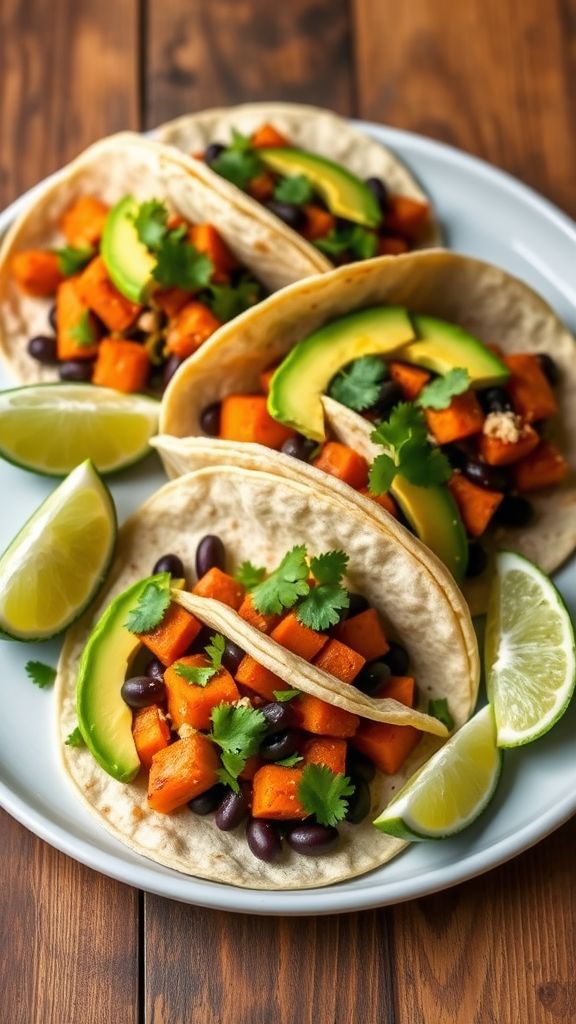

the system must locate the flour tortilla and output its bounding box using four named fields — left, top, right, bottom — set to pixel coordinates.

left=153, top=102, right=442, bottom=257
left=57, top=464, right=479, bottom=889
left=159, top=250, right=576, bottom=614
left=0, top=132, right=326, bottom=385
